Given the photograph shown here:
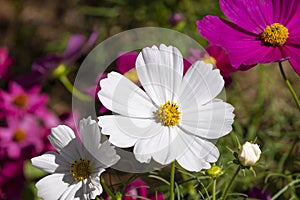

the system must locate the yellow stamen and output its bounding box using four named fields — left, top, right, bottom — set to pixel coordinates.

left=70, top=158, right=93, bottom=181
left=157, top=101, right=181, bottom=126
left=13, top=129, right=26, bottom=142
left=13, top=94, right=28, bottom=108
left=261, top=23, right=289, bottom=46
